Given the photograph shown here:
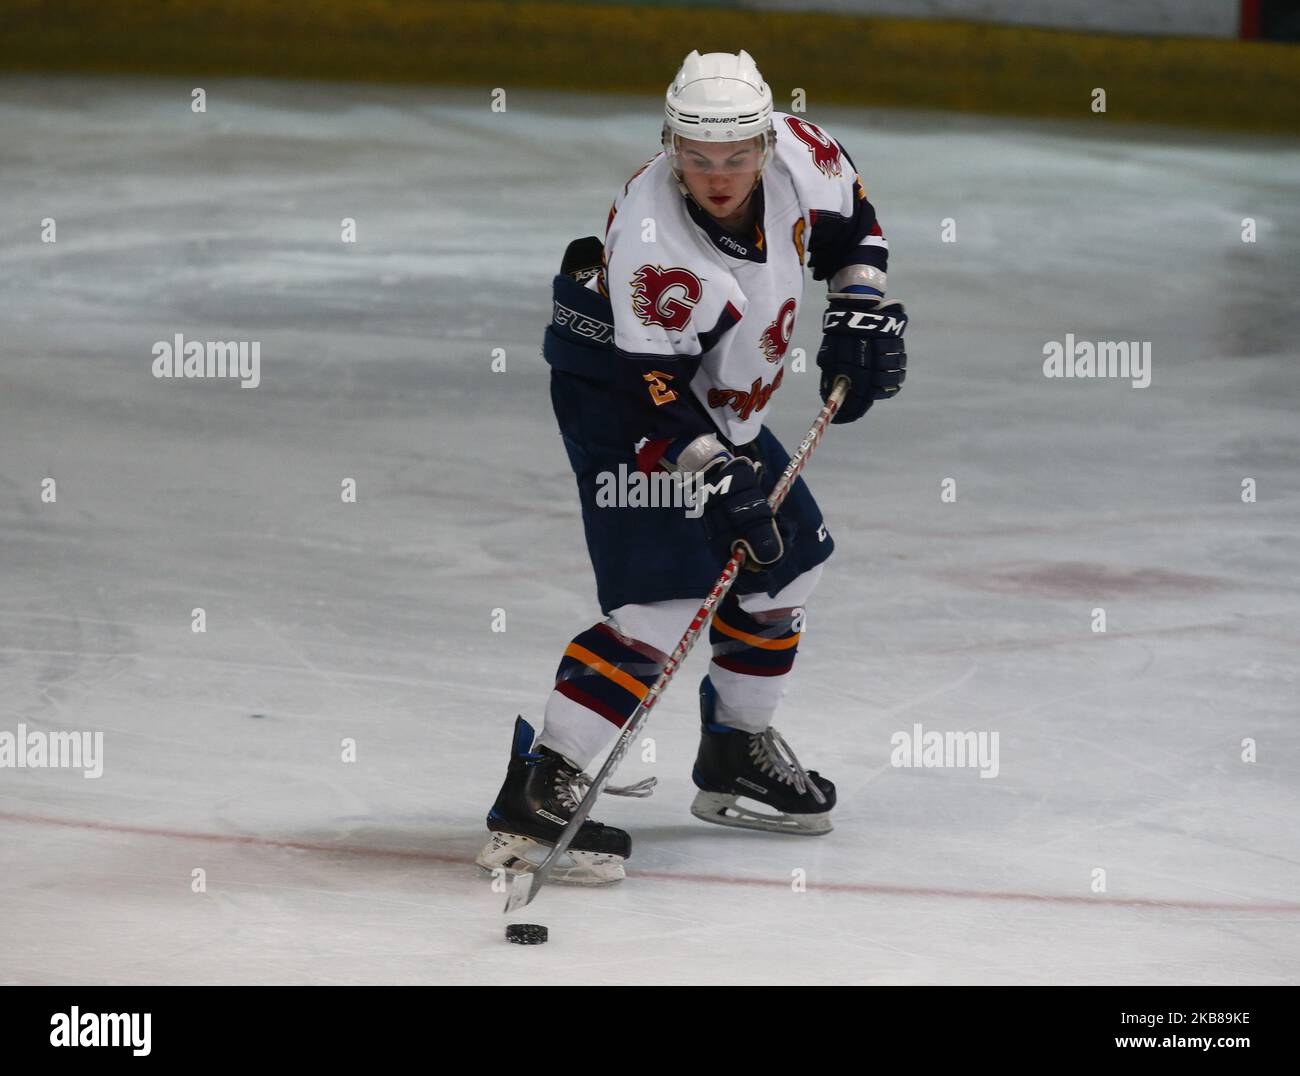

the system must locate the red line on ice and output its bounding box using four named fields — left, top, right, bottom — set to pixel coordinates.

left=4, top=809, right=1297, bottom=913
